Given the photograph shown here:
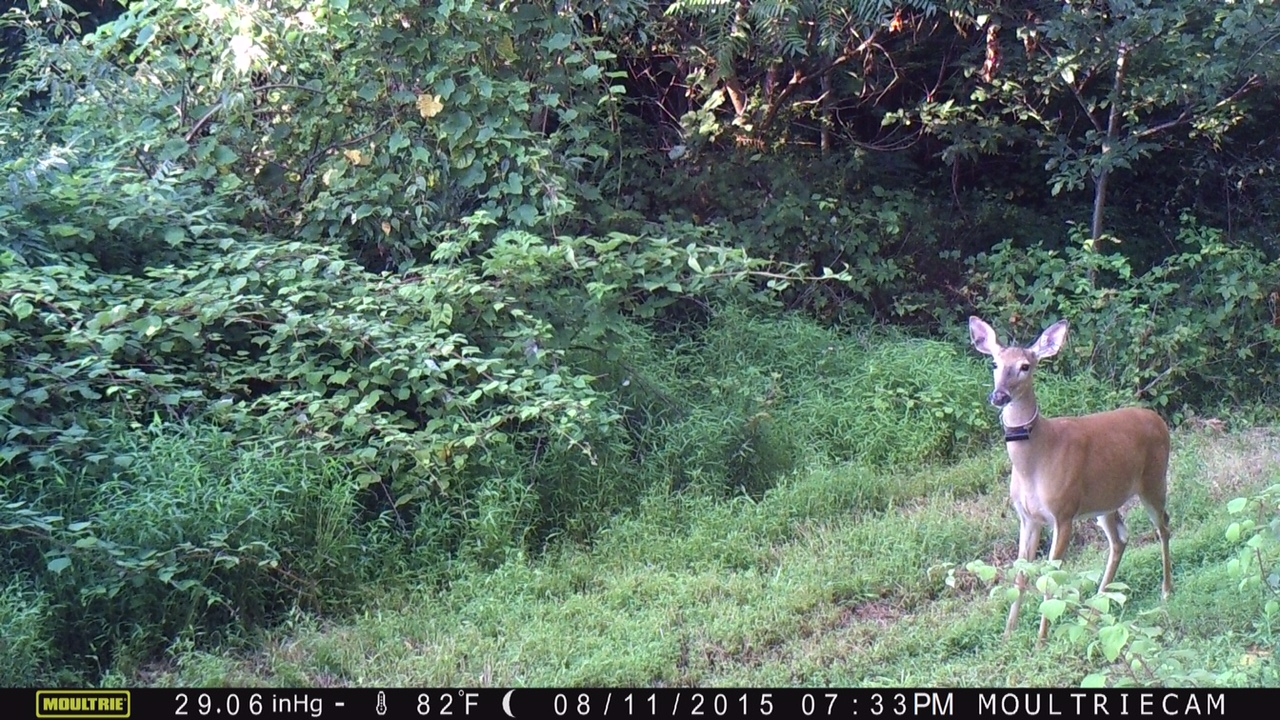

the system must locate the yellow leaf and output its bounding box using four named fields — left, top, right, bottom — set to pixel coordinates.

left=381, top=221, right=392, bottom=235
left=497, top=36, right=516, bottom=61
left=343, top=149, right=371, bottom=166
left=417, top=93, right=444, bottom=118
